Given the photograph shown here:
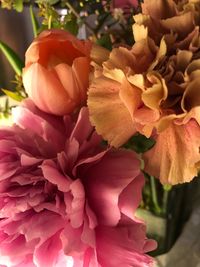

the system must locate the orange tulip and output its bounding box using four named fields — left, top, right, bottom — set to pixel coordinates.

left=23, top=29, right=92, bottom=115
